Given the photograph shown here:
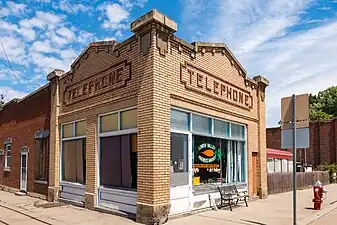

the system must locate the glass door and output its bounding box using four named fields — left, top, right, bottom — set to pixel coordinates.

left=170, top=132, right=191, bottom=214
left=20, top=152, right=28, bottom=192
